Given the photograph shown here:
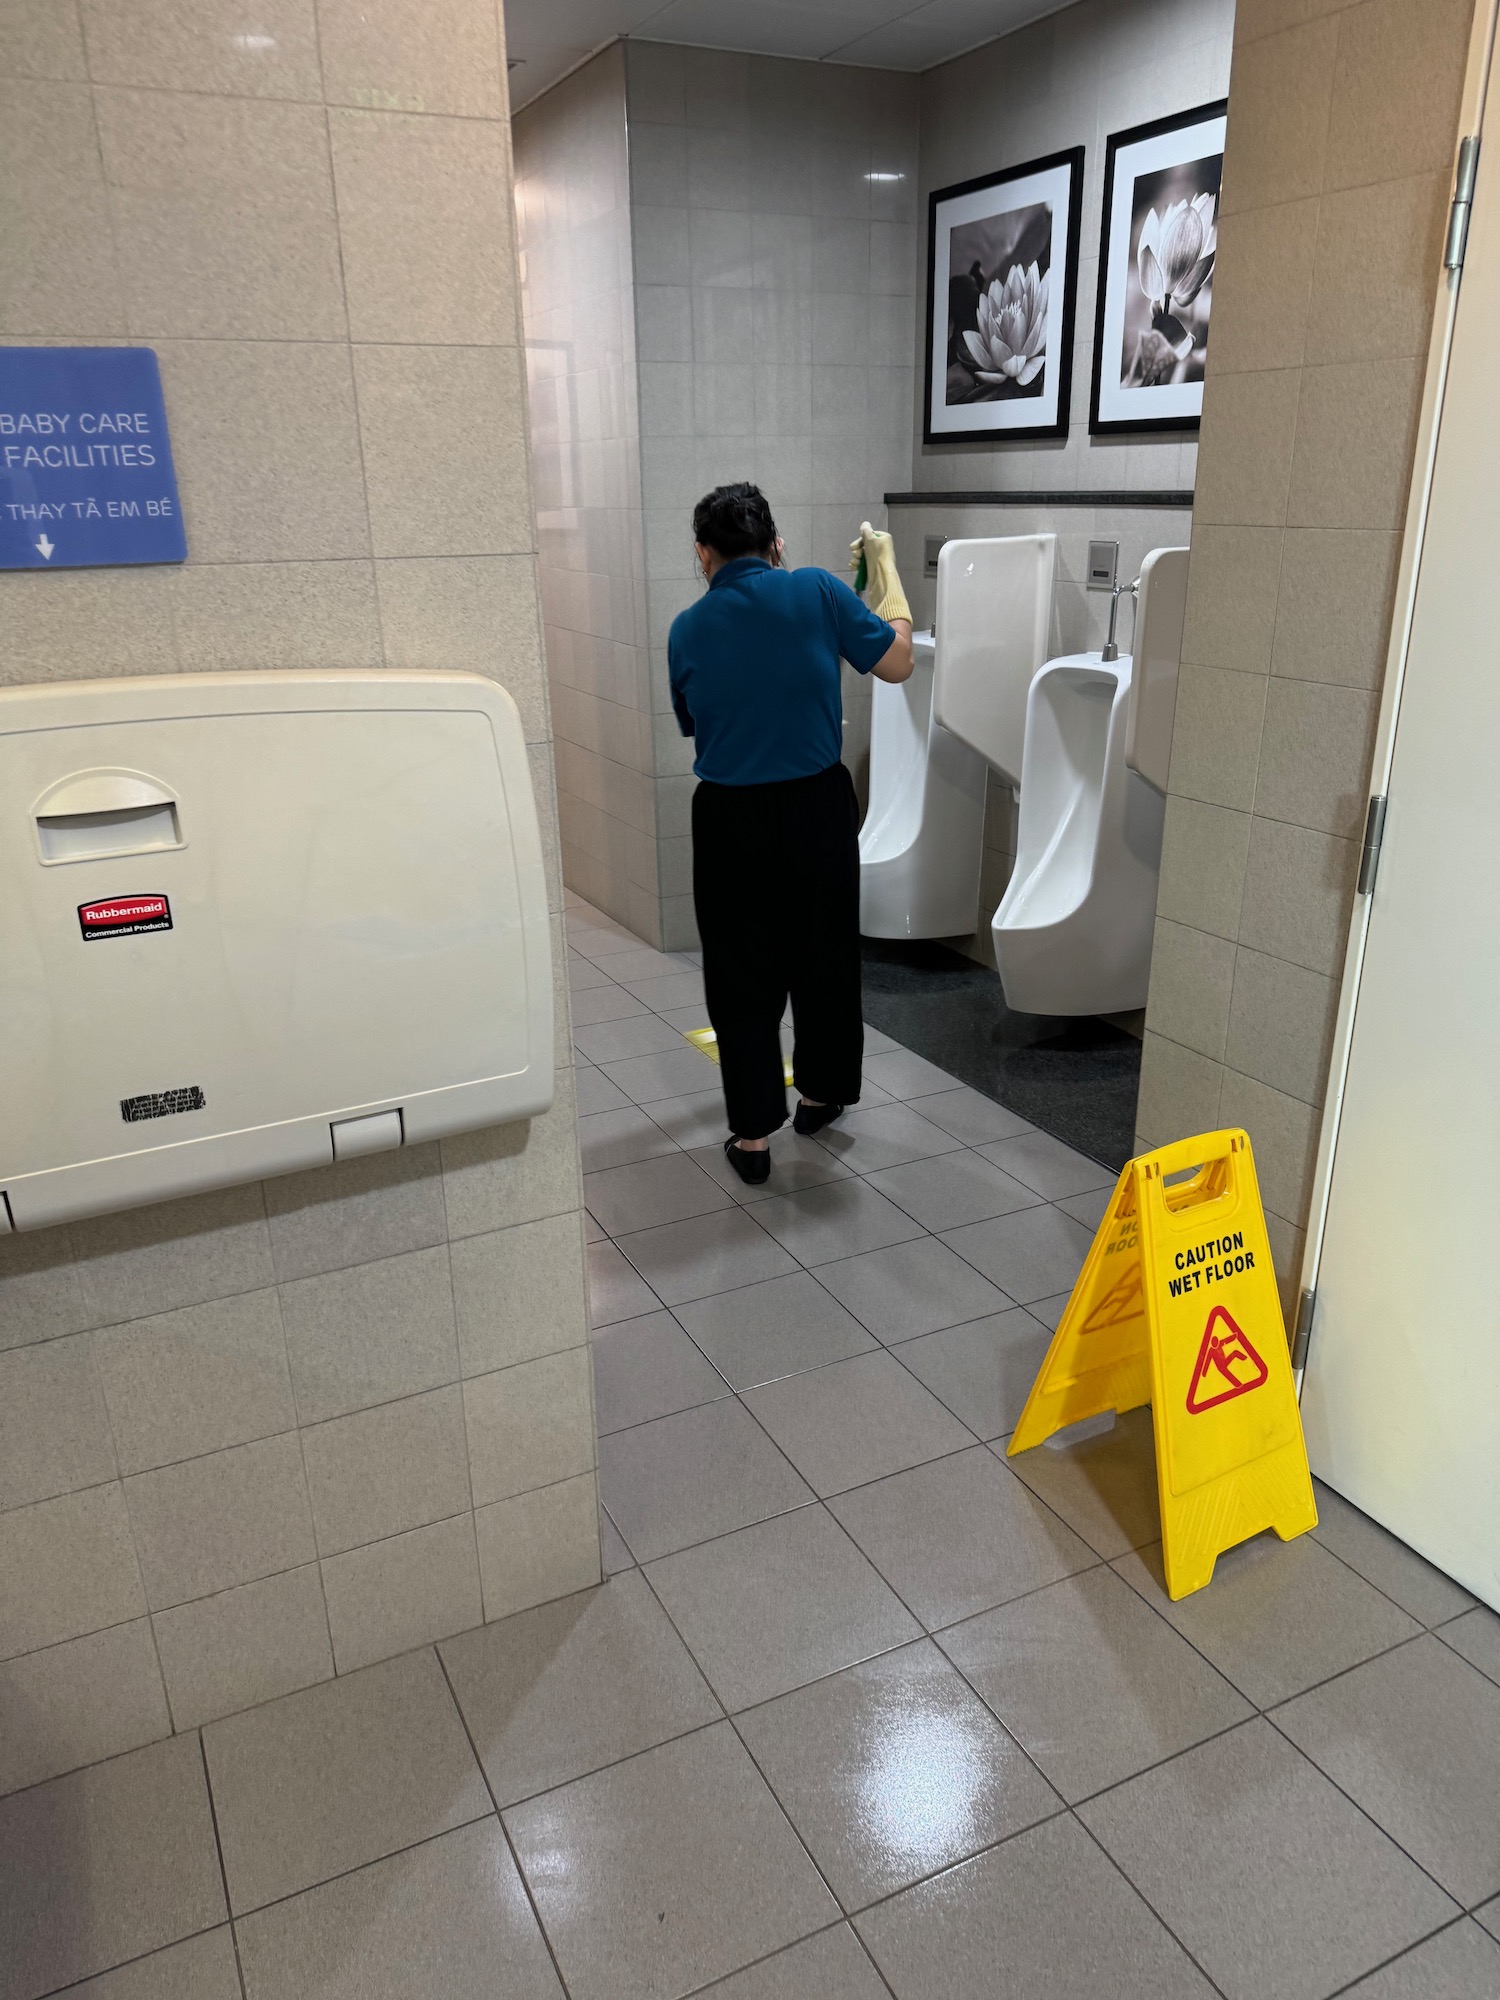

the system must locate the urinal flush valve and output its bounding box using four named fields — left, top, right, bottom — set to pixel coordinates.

left=1101, top=576, right=1140, bottom=663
